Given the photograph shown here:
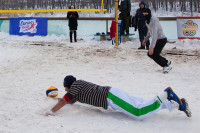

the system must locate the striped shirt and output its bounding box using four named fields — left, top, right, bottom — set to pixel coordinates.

left=64, top=80, right=111, bottom=109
